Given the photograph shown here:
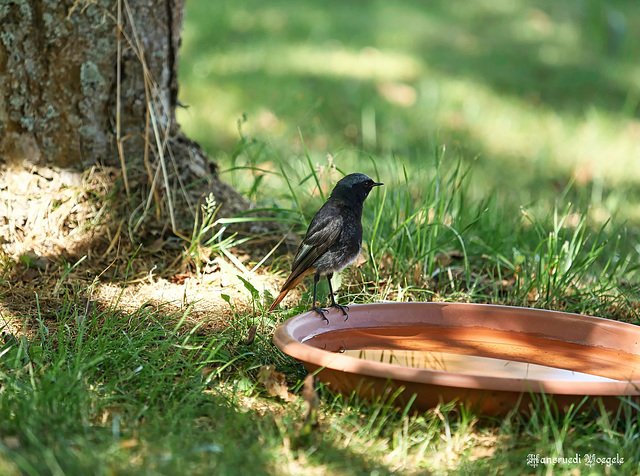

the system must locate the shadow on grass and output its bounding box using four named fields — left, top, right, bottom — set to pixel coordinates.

left=181, top=0, right=640, bottom=125
left=0, top=303, right=405, bottom=475
left=179, top=0, right=640, bottom=214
